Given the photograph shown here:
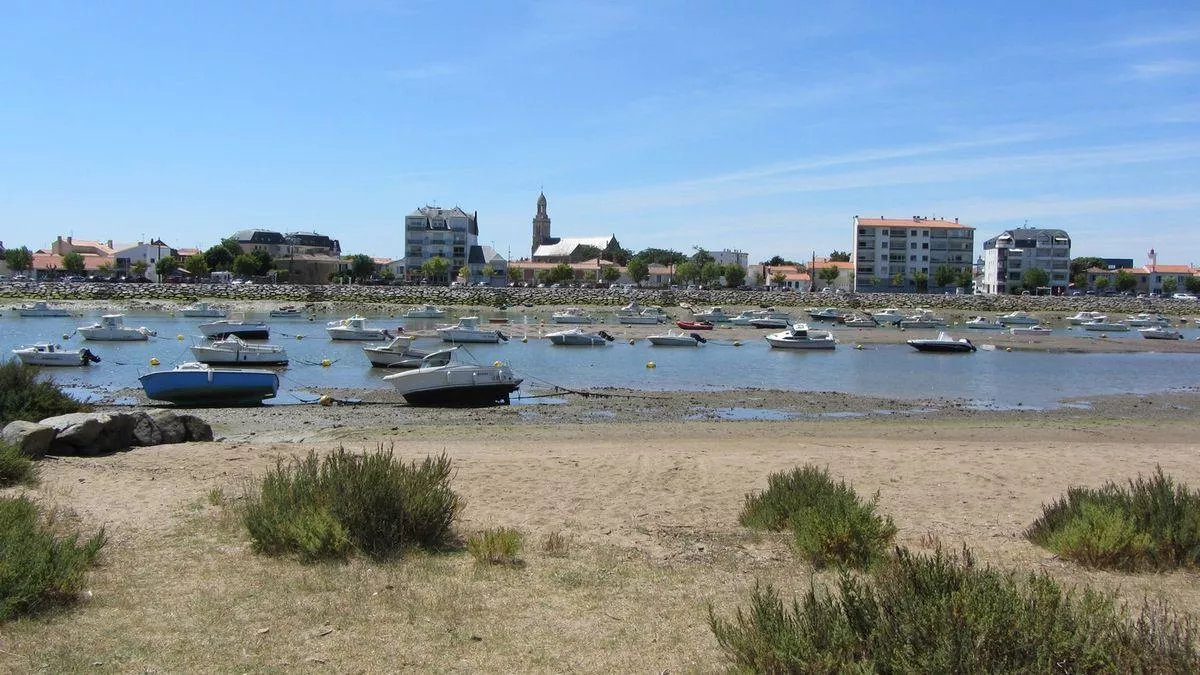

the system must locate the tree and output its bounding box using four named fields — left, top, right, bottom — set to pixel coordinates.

left=204, top=243, right=235, bottom=272
left=535, top=269, right=552, bottom=285
left=184, top=254, right=209, bottom=278
left=890, top=272, right=904, bottom=287
left=421, top=256, right=449, bottom=285
left=550, top=263, right=574, bottom=284
left=508, top=267, right=522, bottom=283
left=723, top=264, right=746, bottom=288
left=627, top=258, right=649, bottom=285
left=700, top=261, right=722, bottom=285
left=1095, top=276, right=1110, bottom=291
left=691, top=247, right=716, bottom=266
left=349, top=254, right=375, bottom=282
left=481, top=264, right=496, bottom=280
left=249, top=250, right=275, bottom=275
left=674, top=261, right=699, bottom=283
left=934, top=265, right=958, bottom=289
left=1022, top=267, right=1049, bottom=292
left=765, top=255, right=797, bottom=267
left=1070, top=256, right=1106, bottom=279
left=232, top=254, right=259, bottom=278
left=131, top=260, right=149, bottom=278
left=1114, top=270, right=1137, bottom=293
left=601, top=266, right=621, bottom=284
left=155, top=255, right=178, bottom=281
left=1073, top=272, right=1088, bottom=289
left=913, top=271, right=929, bottom=293
left=1186, top=276, right=1200, bottom=294
left=770, top=271, right=787, bottom=287
left=828, top=250, right=851, bottom=262
left=570, top=245, right=602, bottom=263
left=607, top=247, right=633, bottom=266
left=98, top=262, right=114, bottom=277
left=818, top=266, right=840, bottom=288
left=378, top=267, right=394, bottom=281
left=955, top=269, right=974, bottom=294
left=61, top=252, right=86, bottom=275
left=4, top=246, right=32, bottom=272
left=634, top=248, right=687, bottom=267
left=1161, top=277, right=1179, bottom=295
